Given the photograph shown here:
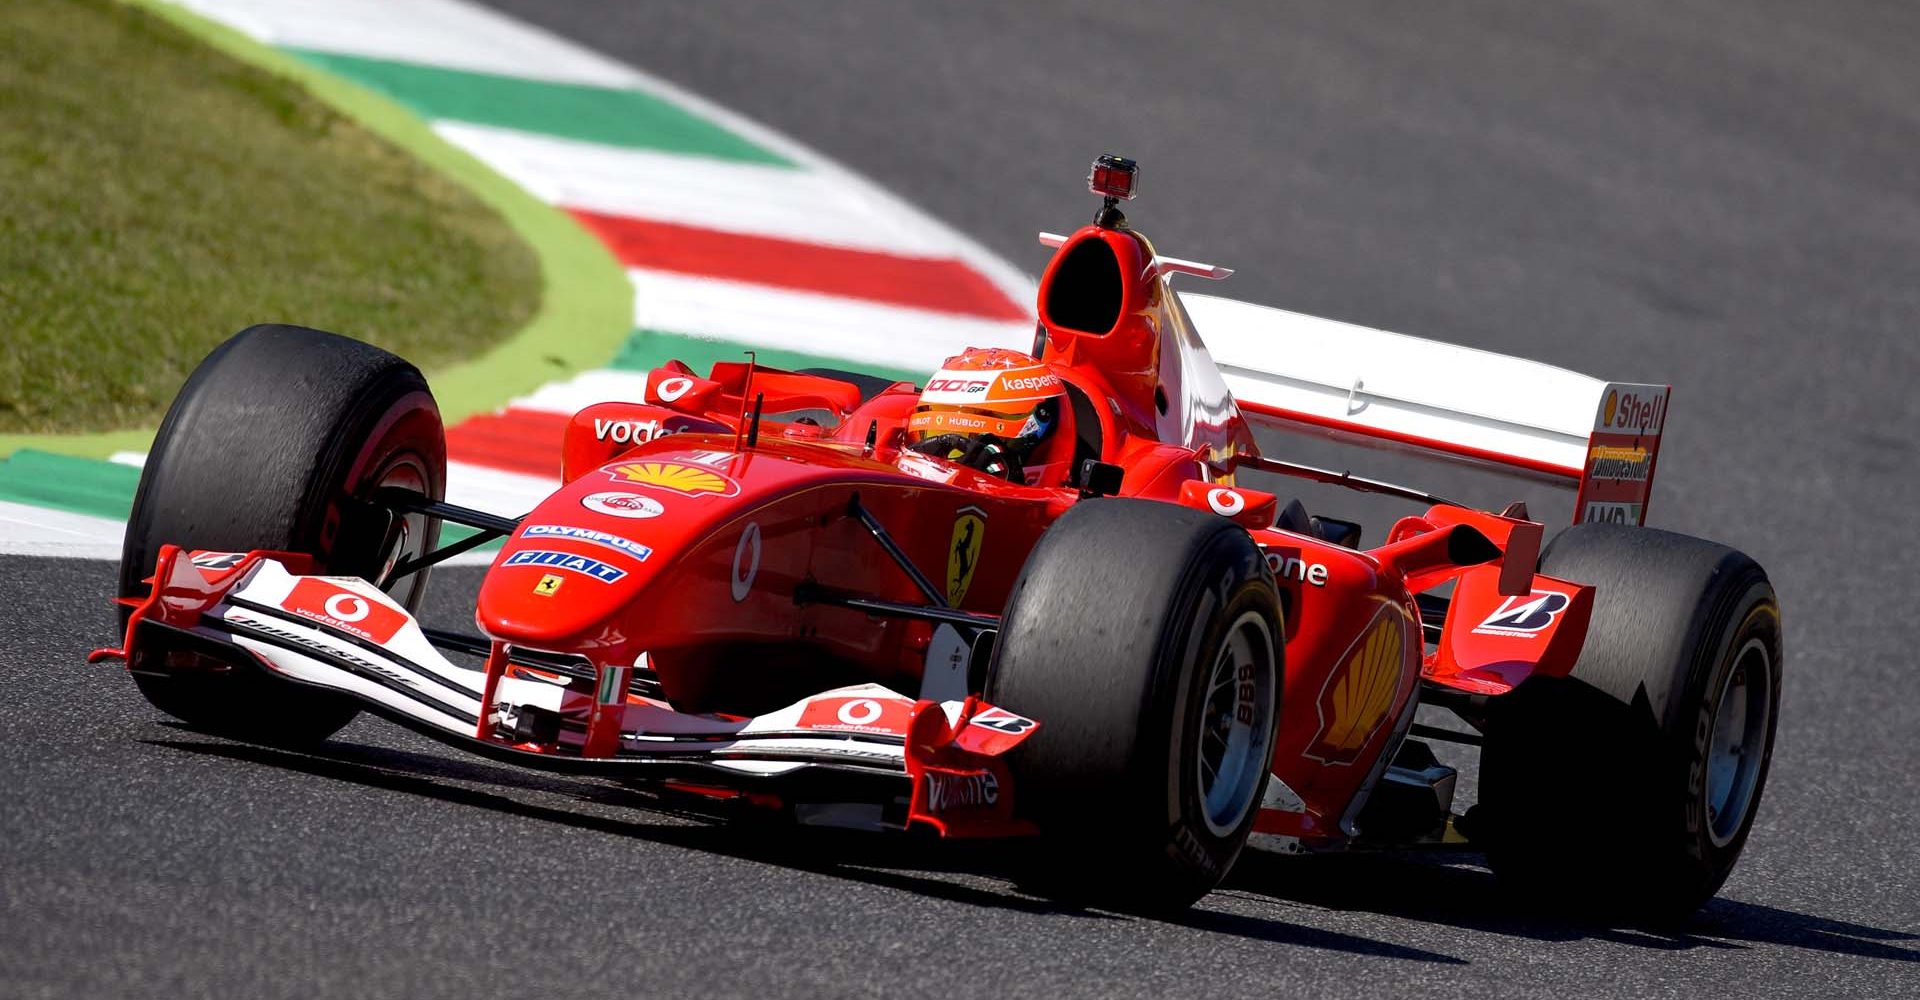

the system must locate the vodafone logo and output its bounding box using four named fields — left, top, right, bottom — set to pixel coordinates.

left=581, top=491, right=664, bottom=519
left=655, top=377, right=695, bottom=402
left=797, top=694, right=912, bottom=734
left=281, top=579, right=405, bottom=644
left=1207, top=488, right=1246, bottom=516
left=592, top=418, right=666, bottom=445
left=324, top=593, right=370, bottom=623
left=925, top=769, right=1000, bottom=814
left=837, top=699, right=882, bottom=726
left=731, top=522, right=762, bottom=602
